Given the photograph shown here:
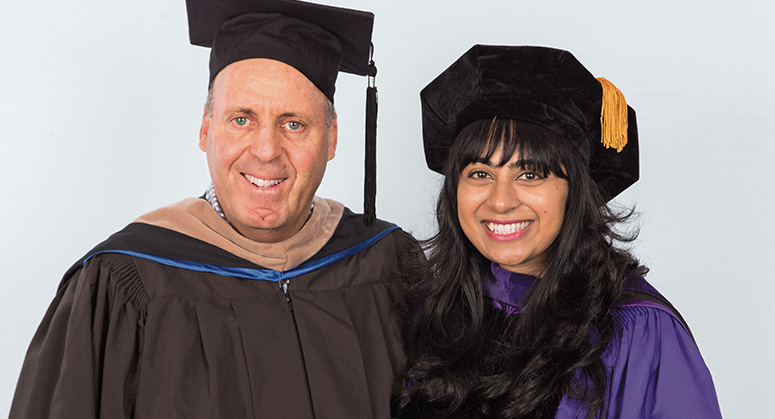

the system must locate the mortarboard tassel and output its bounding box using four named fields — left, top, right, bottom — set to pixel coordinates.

left=597, top=77, right=628, bottom=153
left=363, top=45, right=377, bottom=226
